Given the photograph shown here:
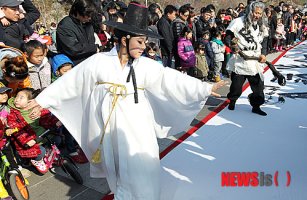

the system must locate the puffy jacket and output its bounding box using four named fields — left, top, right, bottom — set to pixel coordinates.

left=172, top=18, right=187, bottom=42
left=28, top=57, right=52, bottom=90
left=195, top=16, right=210, bottom=39
left=177, top=37, right=196, bottom=68
left=197, top=38, right=214, bottom=70
left=211, top=40, right=225, bottom=62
